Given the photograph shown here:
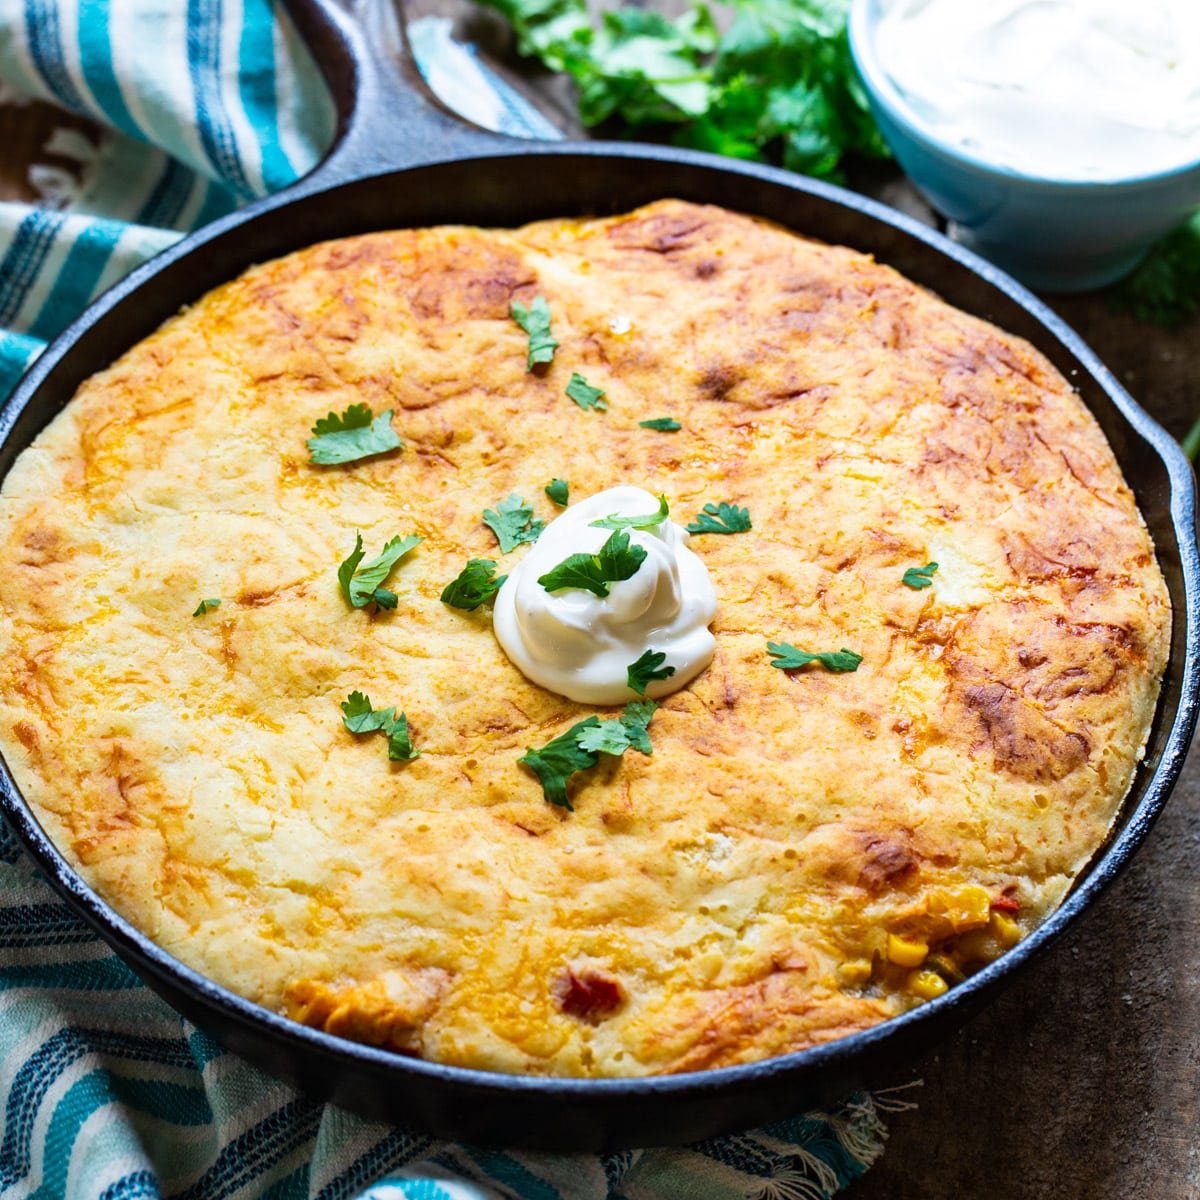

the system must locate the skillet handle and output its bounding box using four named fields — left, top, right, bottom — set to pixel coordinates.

left=282, top=0, right=517, bottom=191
